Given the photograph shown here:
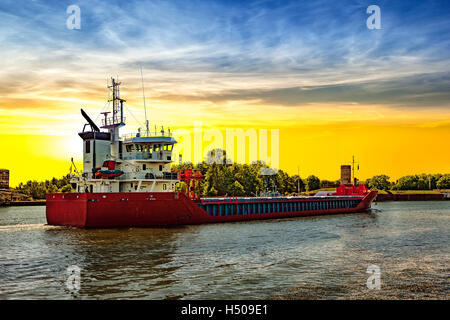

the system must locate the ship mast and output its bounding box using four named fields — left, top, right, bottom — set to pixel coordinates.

left=109, top=77, right=125, bottom=126
left=101, top=77, right=126, bottom=159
